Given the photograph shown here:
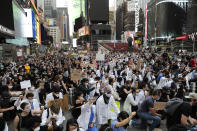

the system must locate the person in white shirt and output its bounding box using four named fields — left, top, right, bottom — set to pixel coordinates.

left=137, top=83, right=148, bottom=106
left=96, top=86, right=120, bottom=129
left=77, top=97, right=97, bottom=131
left=41, top=103, right=65, bottom=131
left=45, top=86, right=63, bottom=107
left=123, top=88, right=138, bottom=115
left=21, top=93, right=40, bottom=111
